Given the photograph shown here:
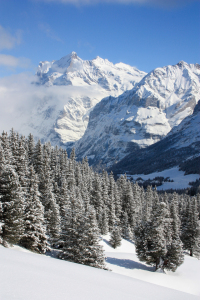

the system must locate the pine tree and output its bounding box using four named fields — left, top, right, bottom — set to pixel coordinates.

left=0, top=163, right=25, bottom=246
left=57, top=178, right=70, bottom=232
left=82, top=206, right=106, bottom=268
left=99, top=205, right=109, bottom=235
left=27, top=133, right=35, bottom=164
left=59, top=186, right=86, bottom=263
left=110, top=226, right=122, bottom=249
left=145, top=198, right=171, bottom=270
left=0, top=201, right=3, bottom=244
left=14, top=137, right=29, bottom=190
left=181, top=196, right=200, bottom=257
left=121, top=180, right=136, bottom=231
left=121, top=211, right=133, bottom=240
left=39, top=148, right=61, bottom=246
left=32, top=139, right=43, bottom=175
left=165, top=193, right=184, bottom=271
left=20, top=166, right=48, bottom=253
